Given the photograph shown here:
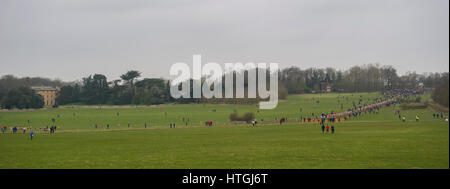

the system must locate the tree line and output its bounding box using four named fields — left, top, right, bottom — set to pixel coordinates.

left=56, top=71, right=170, bottom=106
left=0, top=75, right=67, bottom=109
left=278, top=64, right=444, bottom=93
left=430, top=73, right=449, bottom=107
left=0, top=64, right=448, bottom=109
